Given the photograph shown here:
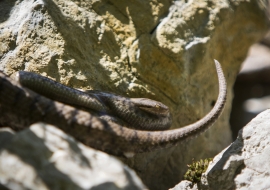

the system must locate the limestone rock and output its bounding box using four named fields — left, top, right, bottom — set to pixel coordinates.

left=0, top=0, right=269, bottom=189
left=170, top=180, right=197, bottom=190
left=0, top=123, right=146, bottom=190
left=200, top=109, right=270, bottom=190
